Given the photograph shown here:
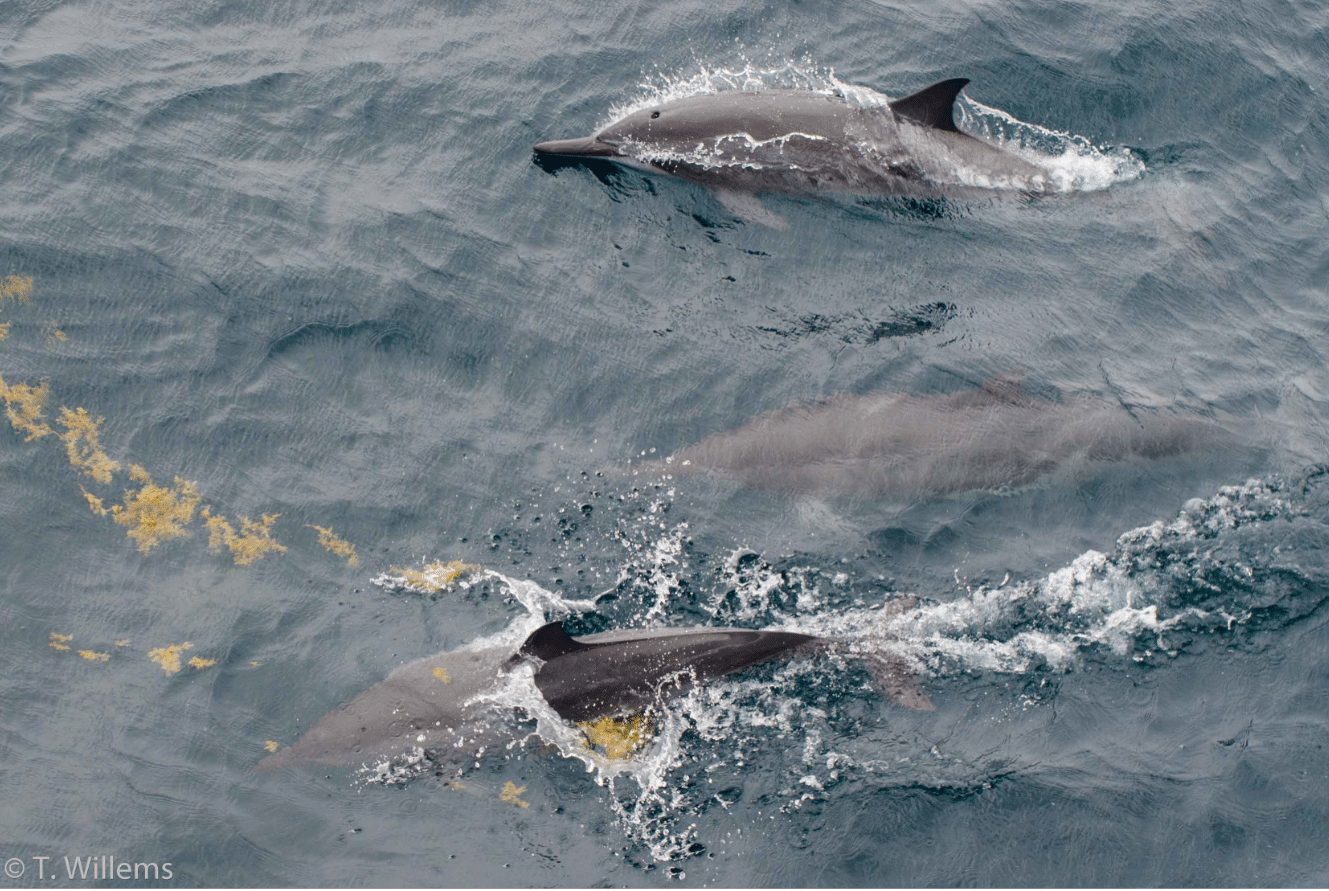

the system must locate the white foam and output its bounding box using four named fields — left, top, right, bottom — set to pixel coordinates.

left=956, top=100, right=1145, bottom=192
